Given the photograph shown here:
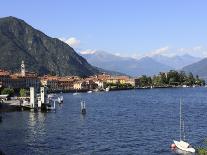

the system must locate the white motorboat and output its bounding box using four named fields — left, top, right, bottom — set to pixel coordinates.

left=171, top=98, right=195, bottom=153
left=48, top=93, right=56, bottom=98
left=87, top=90, right=92, bottom=93
left=73, top=92, right=79, bottom=96
left=105, top=87, right=110, bottom=92
left=57, top=96, right=63, bottom=103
